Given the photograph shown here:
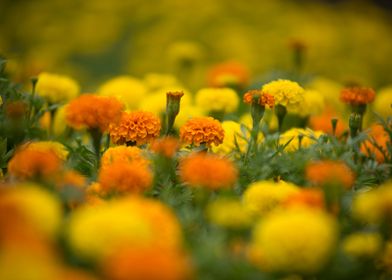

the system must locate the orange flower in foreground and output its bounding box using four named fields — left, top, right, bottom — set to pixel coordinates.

left=98, top=162, right=152, bottom=195
left=309, top=108, right=347, bottom=137
left=283, top=189, right=325, bottom=209
left=101, top=146, right=149, bottom=167
left=179, top=153, right=238, bottom=190
left=66, top=94, right=124, bottom=132
left=207, top=61, right=250, bottom=88
left=243, top=90, right=275, bottom=108
left=150, top=137, right=180, bottom=158
left=340, top=87, right=375, bottom=106
left=180, top=117, right=224, bottom=147
left=361, top=124, right=390, bottom=162
left=102, top=247, right=192, bottom=280
left=109, top=111, right=161, bottom=146
left=305, top=160, right=355, bottom=189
